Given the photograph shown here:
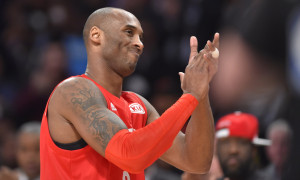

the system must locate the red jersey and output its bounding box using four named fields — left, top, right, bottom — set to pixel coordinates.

left=40, top=74, right=148, bottom=180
